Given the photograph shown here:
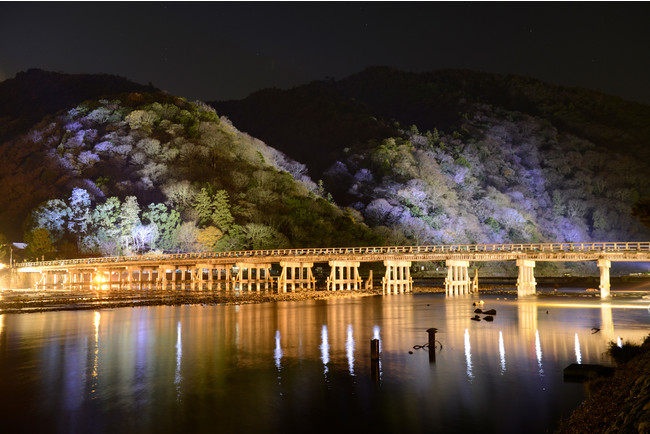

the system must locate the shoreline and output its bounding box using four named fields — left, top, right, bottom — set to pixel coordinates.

left=1, top=283, right=647, bottom=314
